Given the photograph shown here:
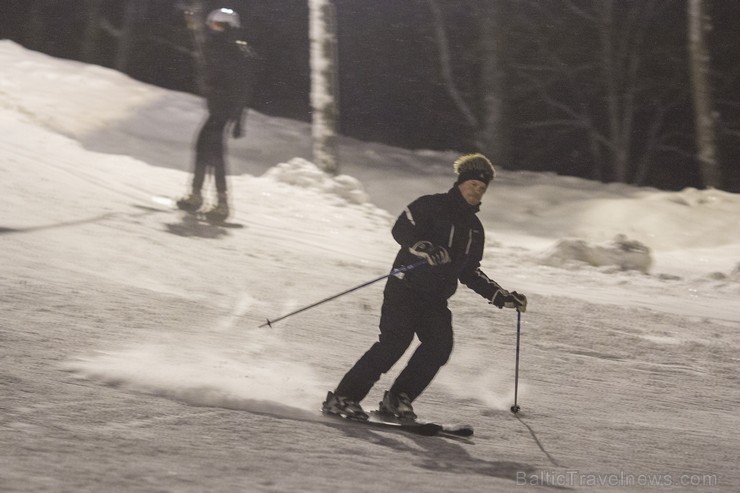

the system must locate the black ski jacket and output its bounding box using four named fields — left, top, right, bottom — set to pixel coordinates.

left=203, top=30, right=258, bottom=121
left=388, top=186, right=503, bottom=302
